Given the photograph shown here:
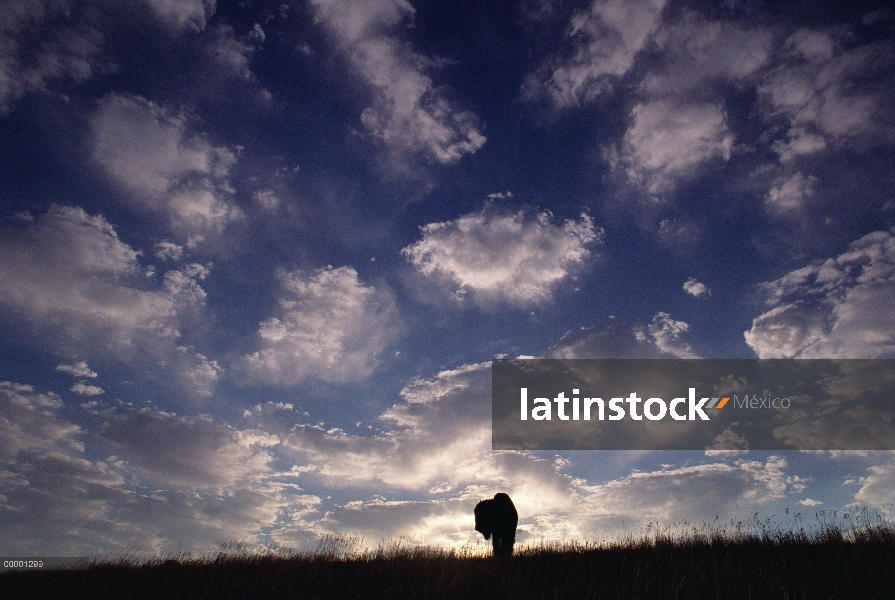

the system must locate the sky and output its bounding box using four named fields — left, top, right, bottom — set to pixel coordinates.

left=1, top=0, right=894, bottom=557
